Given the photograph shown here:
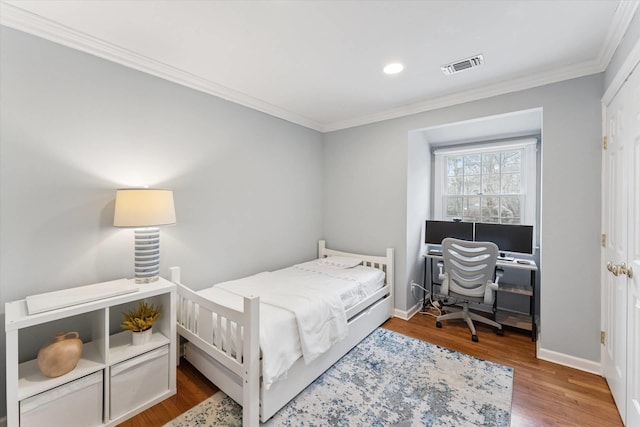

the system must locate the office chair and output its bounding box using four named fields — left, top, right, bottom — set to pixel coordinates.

left=436, top=237, right=503, bottom=342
